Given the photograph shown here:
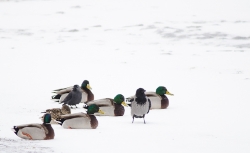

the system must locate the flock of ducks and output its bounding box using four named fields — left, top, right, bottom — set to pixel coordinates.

left=12, top=80, right=174, bottom=140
